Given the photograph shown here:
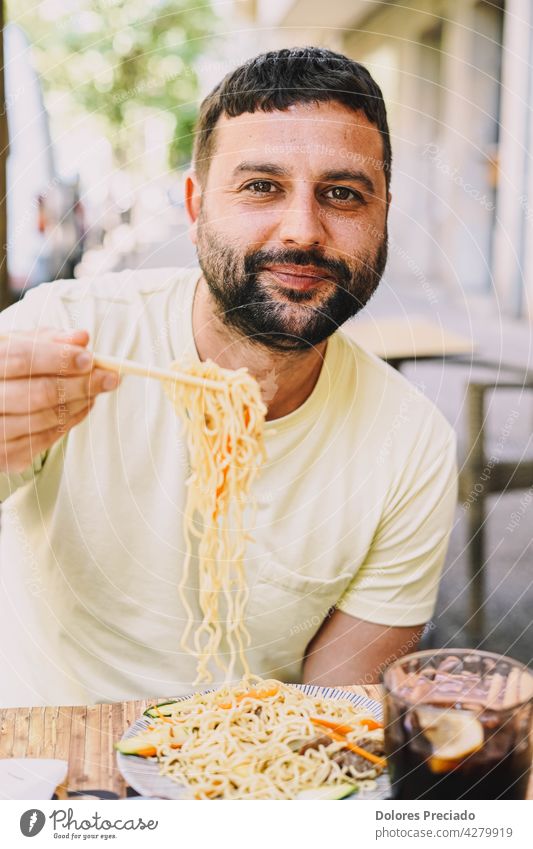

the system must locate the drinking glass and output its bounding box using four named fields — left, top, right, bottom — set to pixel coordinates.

left=383, top=649, right=533, bottom=799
